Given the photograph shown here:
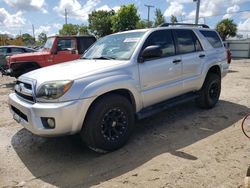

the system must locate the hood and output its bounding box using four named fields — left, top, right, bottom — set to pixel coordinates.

left=21, top=59, right=129, bottom=83
left=10, top=51, right=50, bottom=60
